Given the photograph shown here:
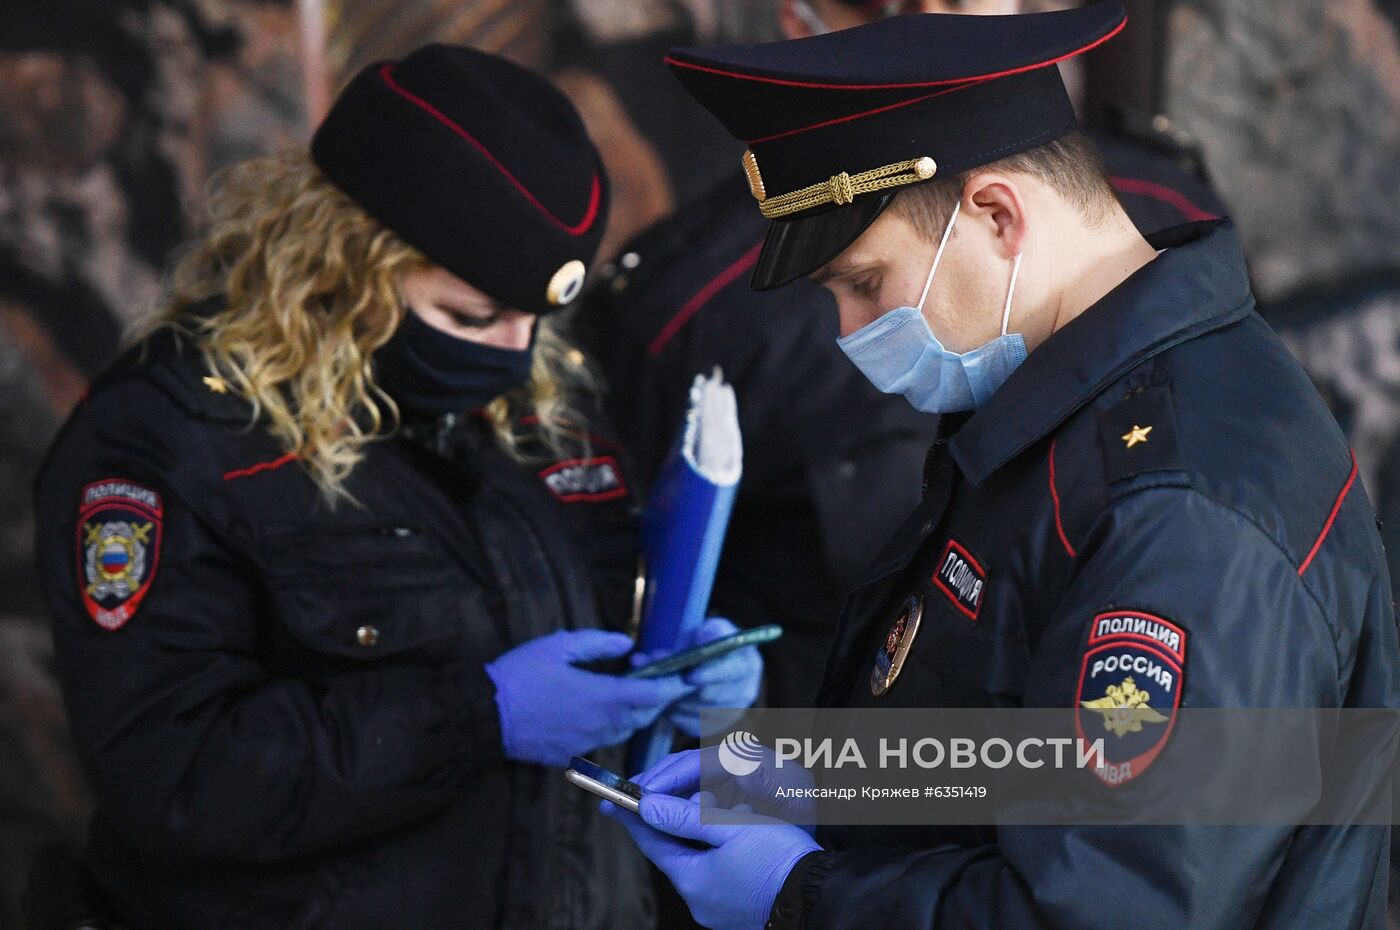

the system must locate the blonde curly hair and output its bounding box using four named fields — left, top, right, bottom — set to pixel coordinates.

left=139, top=150, right=595, bottom=503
